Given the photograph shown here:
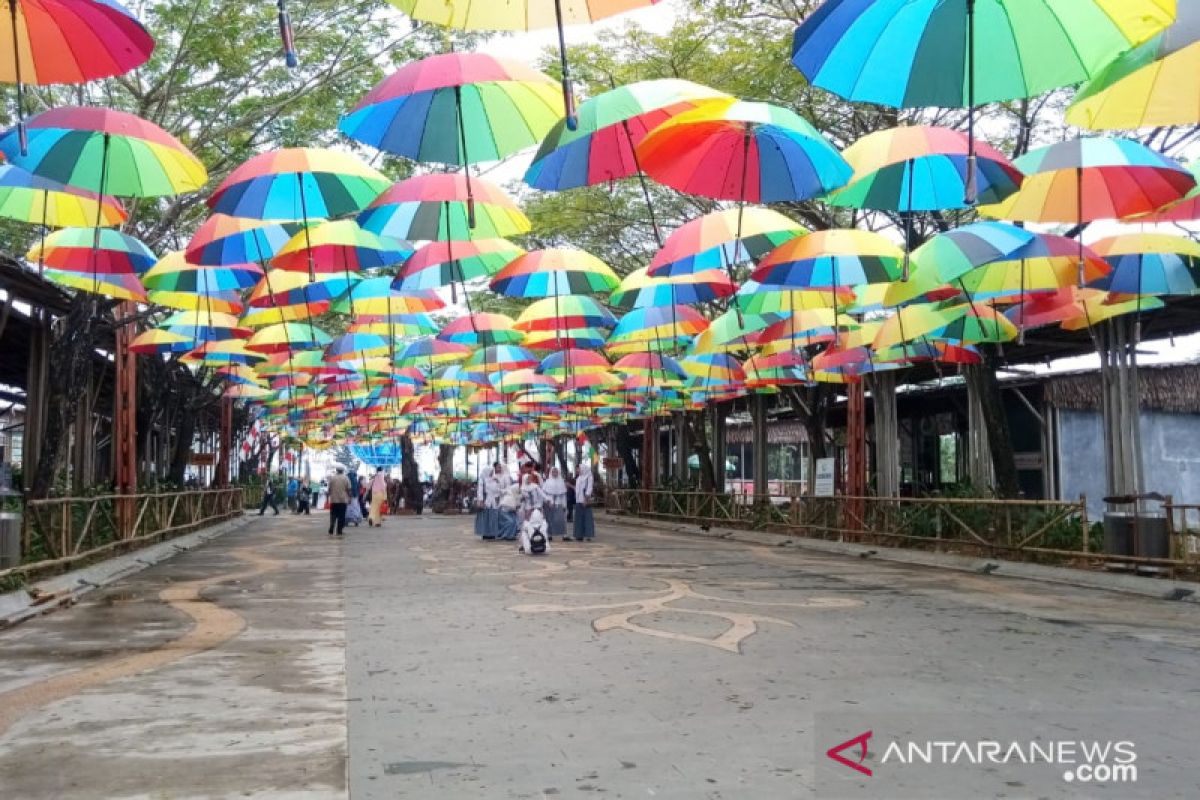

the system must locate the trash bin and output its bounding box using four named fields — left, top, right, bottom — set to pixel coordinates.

left=0, top=510, right=19, bottom=570
left=1103, top=511, right=1170, bottom=559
